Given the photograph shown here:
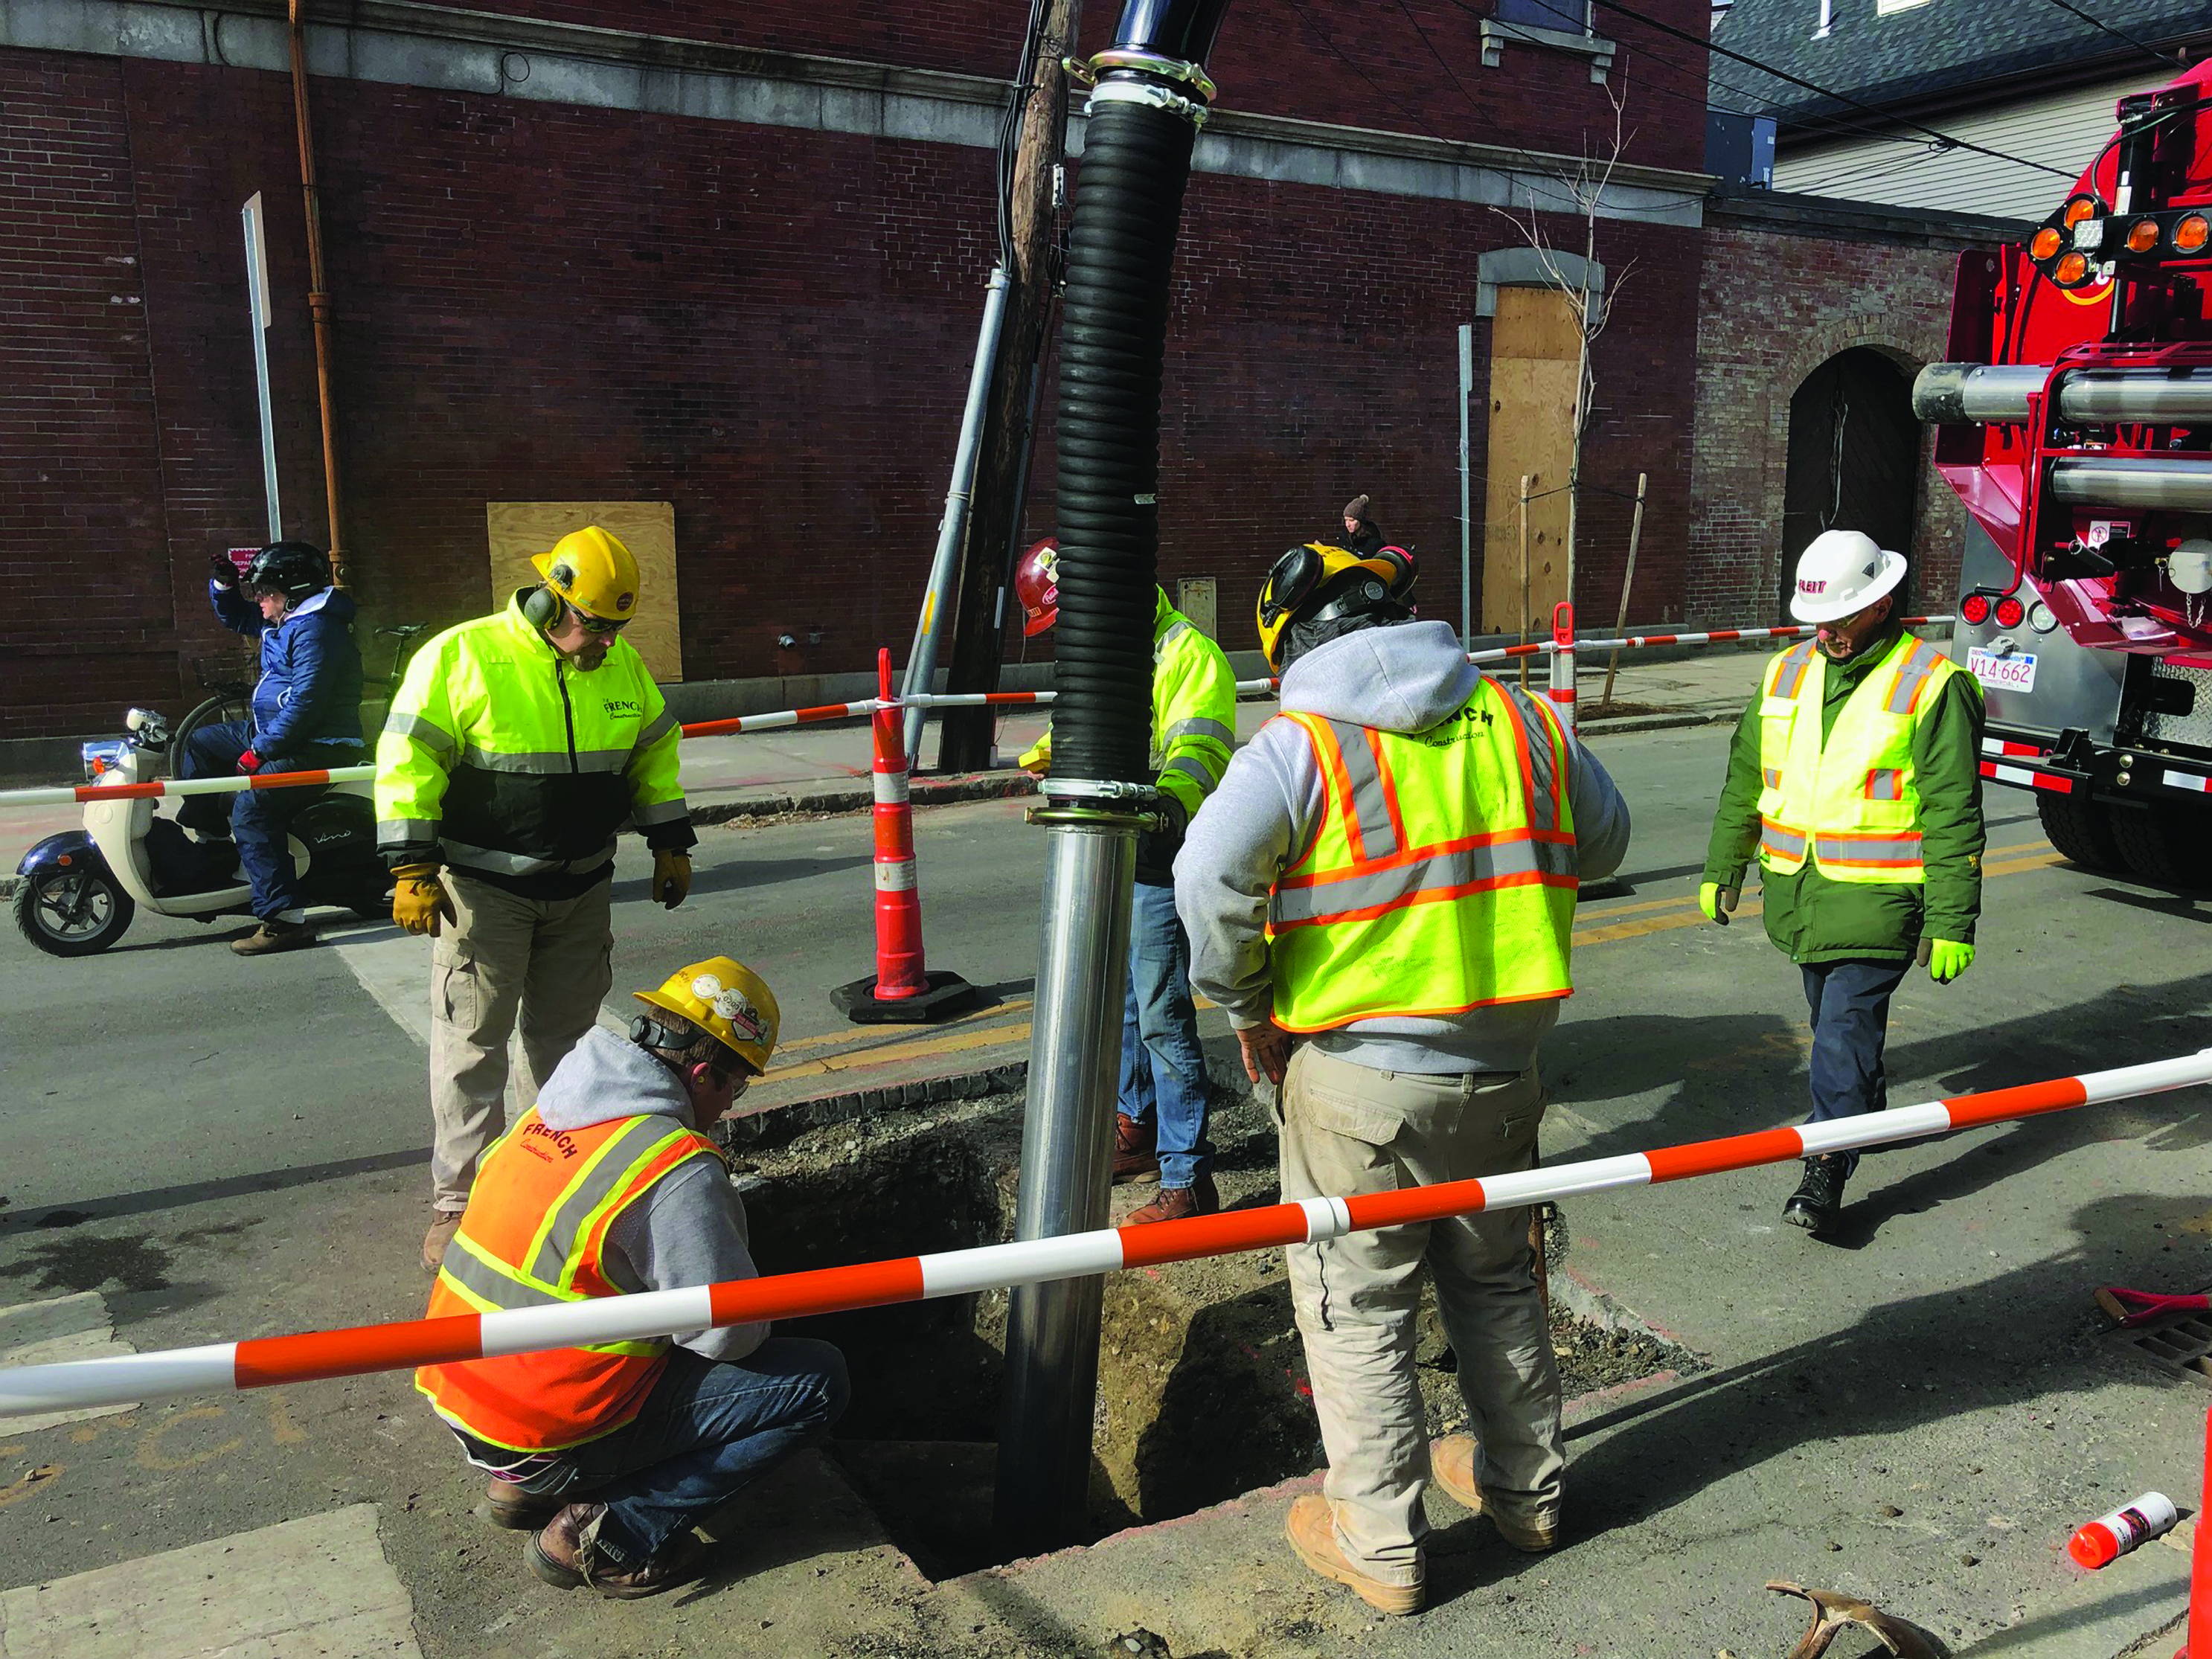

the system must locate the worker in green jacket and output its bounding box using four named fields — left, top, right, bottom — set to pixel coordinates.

left=1015, top=540, right=1239, bottom=1221
left=1700, top=530, right=1984, bottom=1235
